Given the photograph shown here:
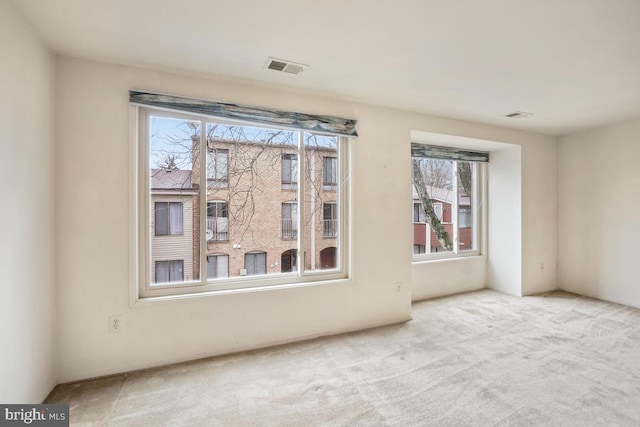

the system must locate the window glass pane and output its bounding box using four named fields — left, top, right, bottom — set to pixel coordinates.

left=169, top=202, right=183, bottom=235
left=155, top=202, right=168, bottom=235
left=217, top=255, right=229, bottom=278
left=206, top=122, right=297, bottom=278
left=304, top=133, right=340, bottom=272
left=155, top=261, right=169, bottom=283
left=412, top=158, right=454, bottom=254
left=457, top=161, right=476, bottom=252
left=207, top=254, right=229, bottom=279
left=207, top=149, right=229, bottom=186
left=149, top=116, right=200, bottom=285
left=281, top=154, right=298, bottom=186
left=170, top=260, right=184, bottom=281
left=244, top=252, right=266, bottom=276
left=323, top=156, right=337, bottom=189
